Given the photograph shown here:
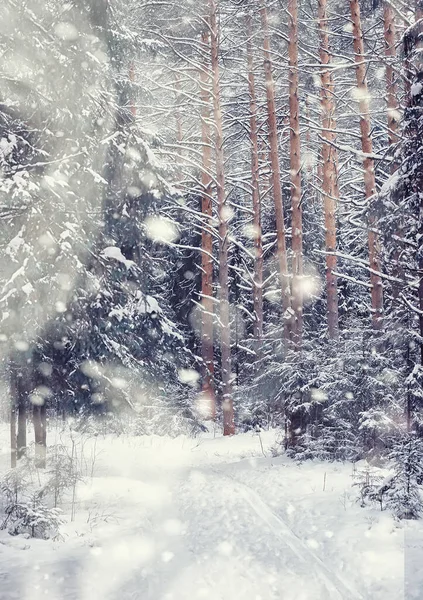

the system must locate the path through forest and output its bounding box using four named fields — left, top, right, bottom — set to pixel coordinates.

left=0, top=429, right=419, bottom=599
